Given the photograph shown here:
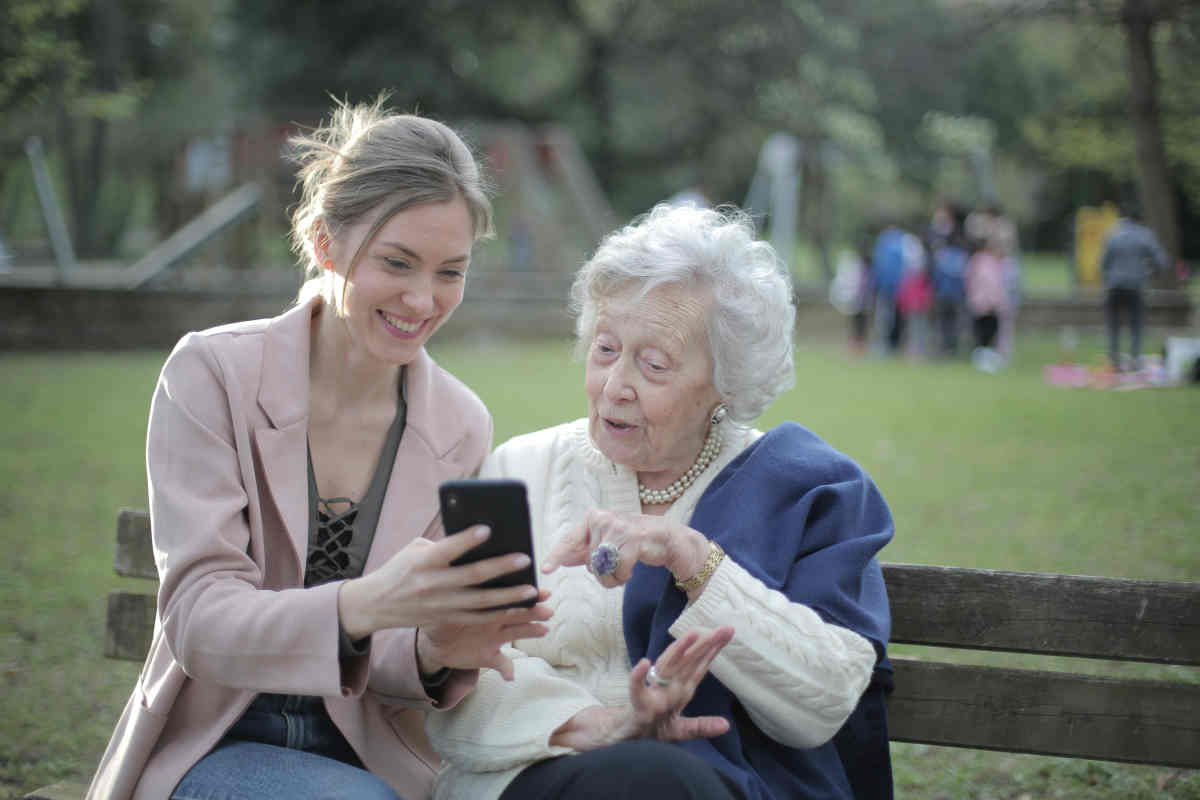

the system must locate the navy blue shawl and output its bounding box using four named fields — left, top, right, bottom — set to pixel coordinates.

left=623, top=423, right=894, bottom=800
